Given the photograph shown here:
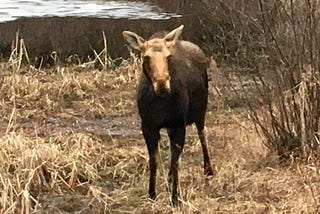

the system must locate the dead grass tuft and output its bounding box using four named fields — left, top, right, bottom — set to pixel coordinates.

left=0, top=44, right=319, bottom=213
